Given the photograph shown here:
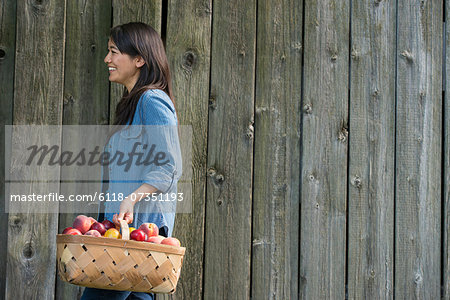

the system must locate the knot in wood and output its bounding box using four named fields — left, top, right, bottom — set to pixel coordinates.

left=255, top=107, right=267, bottom=115
left=400, top=50, right=414, bottom=62
left=9, top=215, right=21, bottom=227
left=303, top=103, right=312, bottom=114
left=374, top=0, right=383, bottom=6
left=215, top=174, right=224, bottom=183
left=246, top=123, right=254, bottom=139
left=183, top=51, right=196, bottom=69
left=372, top=89, right=379, bottom=98
left=31, top=0, right=47, bottom=15
left=208, top=97, right=217, bottom=109
left=207, top=167, right=217, bottom=177
left=217, top=199, right=223, bottom=206
left=338, top=126, right=348, bottom=143
left=351, top=48, right=359, bottom=60
left=414, top=273, right=422, bottom=284
left=0, top=48, right=5, bottom=60
left=23, top=242, right=34, bottom=259
left=352, top=175, right=362, bottom=188
left=91, top=44, right=96, bottom=52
